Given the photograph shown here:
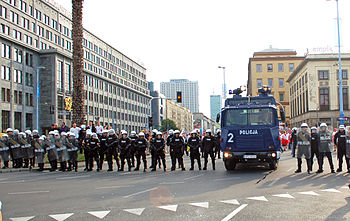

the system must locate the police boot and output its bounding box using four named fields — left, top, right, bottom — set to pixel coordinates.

left=2, top=161, right=9, bottom=169
left=23, top=159, right=29, bottom=168
left=203, top=158, right=208, bottom=170
left=67, top=161, right=72, bottom=171
left=212, top=158, right=216, bottom=171
left=59, top=162, right=64, bottom=171
left=74, top=162, right=78, bottom=172
left=38, top=163, right=44, bottom=171
left=120, top=162, right=125, bottom=172
left=190, top=160, right=194, bottom=171
left=143, top=160, right=147, bottom=172
left=107, top=161, right=113, bottom=171
left=295, top=158, right=302, bottom=173
left=306, top=159, right=311, bottom=174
